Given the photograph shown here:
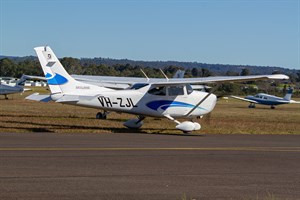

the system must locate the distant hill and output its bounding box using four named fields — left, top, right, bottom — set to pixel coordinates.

left=1, top=55, right=298, bottom=75
left=80, top=57, right=297, bottom=75
left=0, top=55, right=36, bottom=62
